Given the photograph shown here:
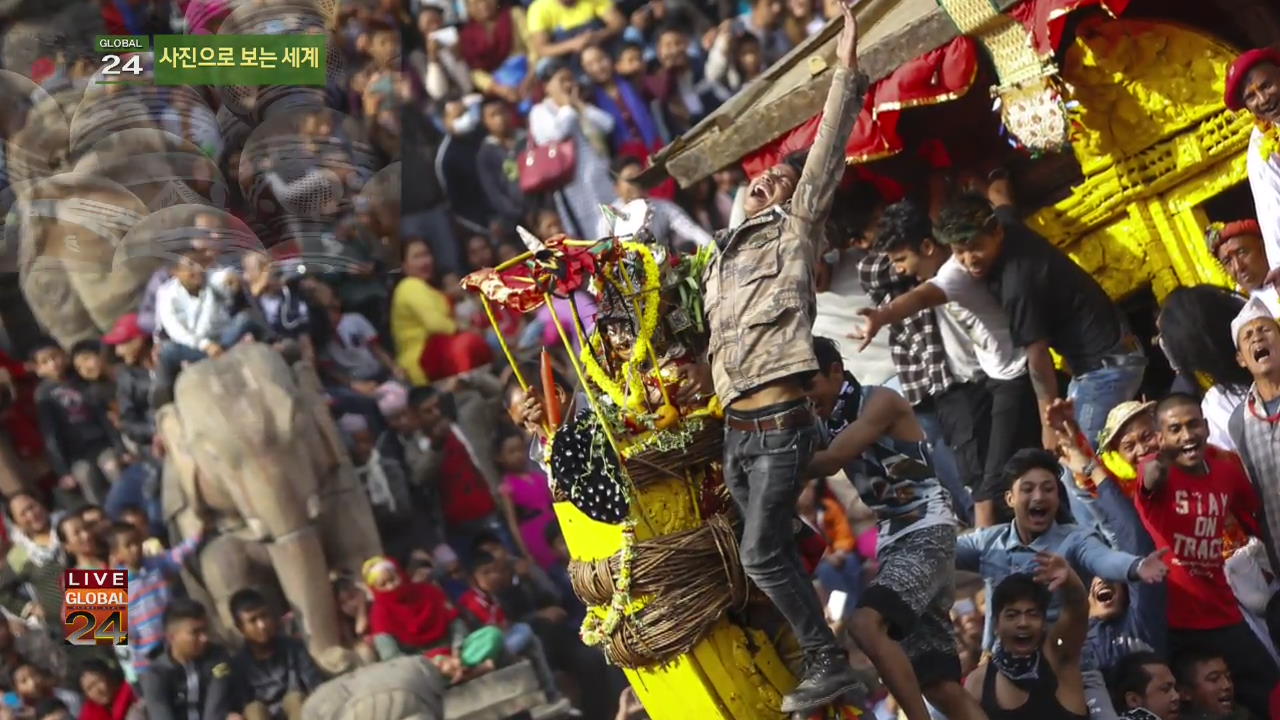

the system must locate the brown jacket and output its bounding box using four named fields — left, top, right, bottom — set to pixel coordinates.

left=702, top=67, right=869, bottom=405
